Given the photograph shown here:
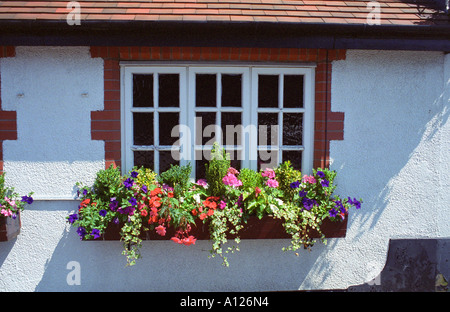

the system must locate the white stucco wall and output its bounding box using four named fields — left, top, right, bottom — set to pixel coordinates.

left=1, top=46, right=104, bottom=199
left=0, top=47, right=448, bottom=292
